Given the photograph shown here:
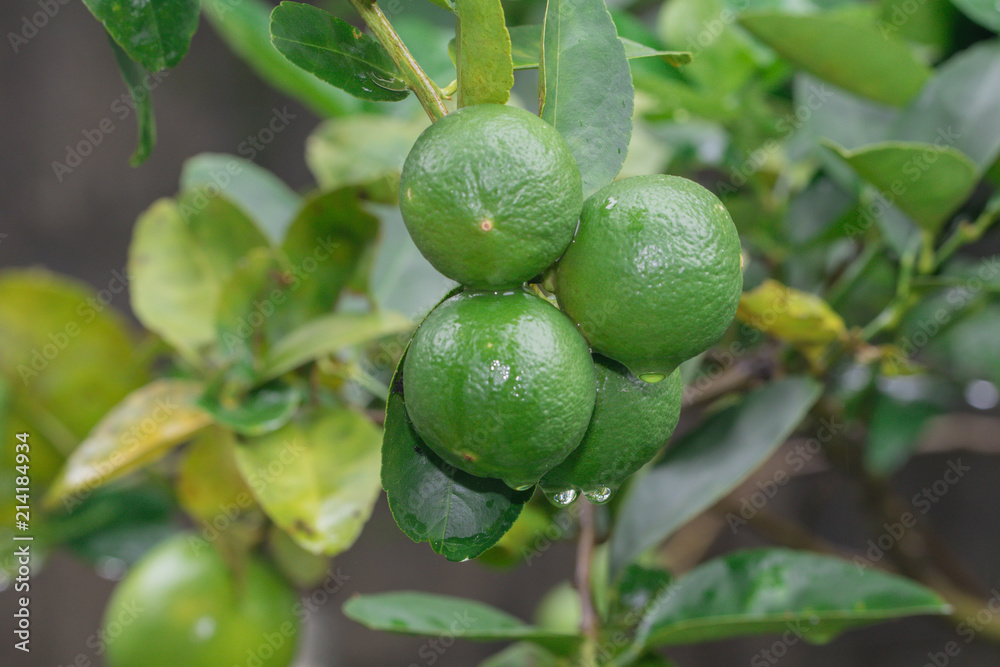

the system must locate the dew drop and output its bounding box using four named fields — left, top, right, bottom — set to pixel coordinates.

left=513, top=483, right=534, bottom=491
left=546, top=488, right=578, bottom=506
left=639, top=373, right=666, bottom=383
left=585, top=487, right=614, bottom=504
